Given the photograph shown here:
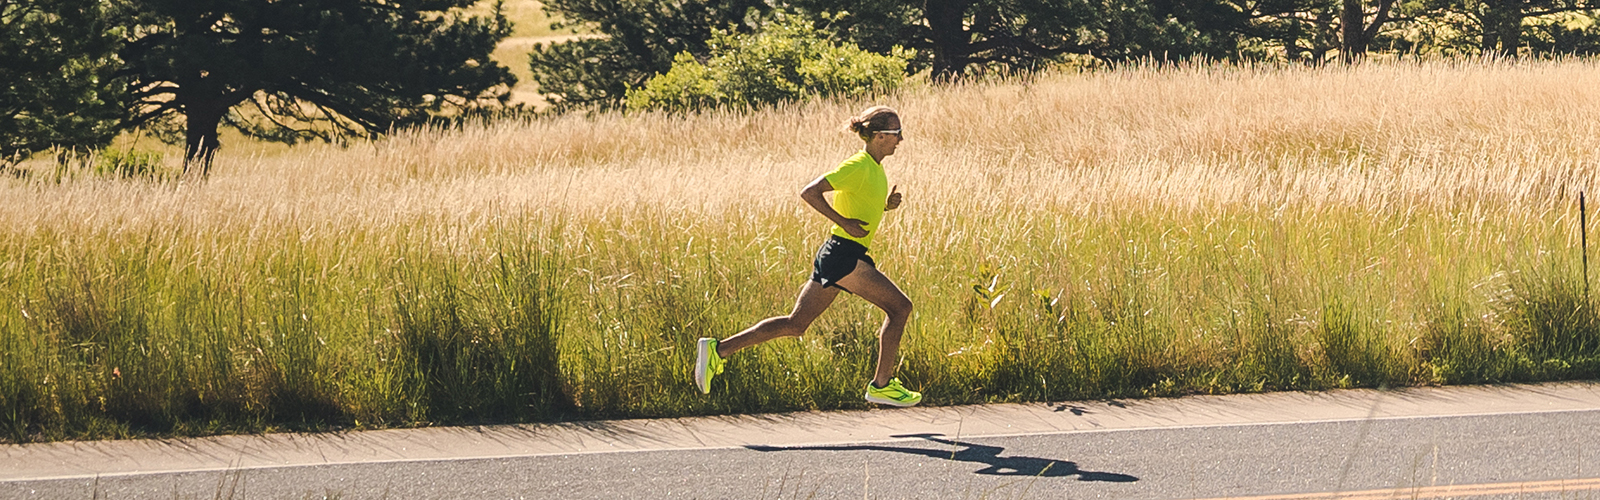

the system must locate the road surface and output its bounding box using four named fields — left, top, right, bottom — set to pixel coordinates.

left=4, top=382, right=1598, bottom=499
